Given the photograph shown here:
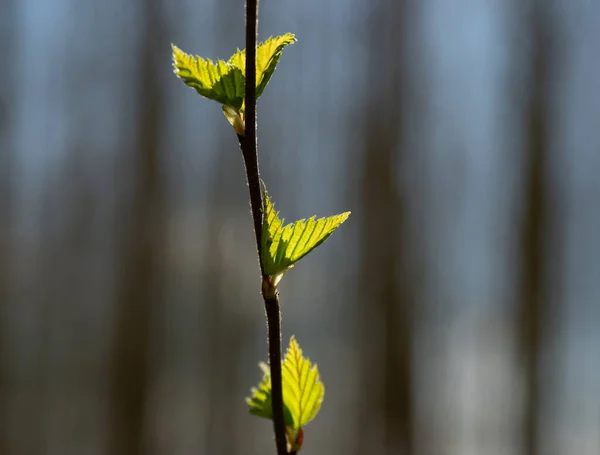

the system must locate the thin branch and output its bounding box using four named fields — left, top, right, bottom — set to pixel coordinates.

left=236, top=134, right=263, bottom=269
left=242, top=0, right=263, bottom=261
left=241, top=1, right=288, bottom=454
left=265, top=293, right=287, bottom=455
